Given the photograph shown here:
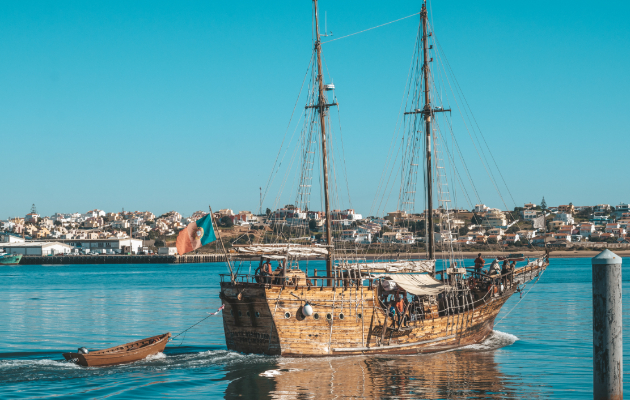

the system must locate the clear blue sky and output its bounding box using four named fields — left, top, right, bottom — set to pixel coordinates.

left=1, top=0, right=629, bottom=218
